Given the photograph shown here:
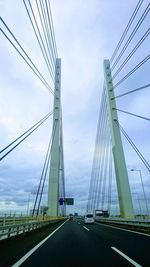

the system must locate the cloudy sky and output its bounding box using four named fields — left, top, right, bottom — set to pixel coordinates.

left=0, top=0, right=150, bottom=215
